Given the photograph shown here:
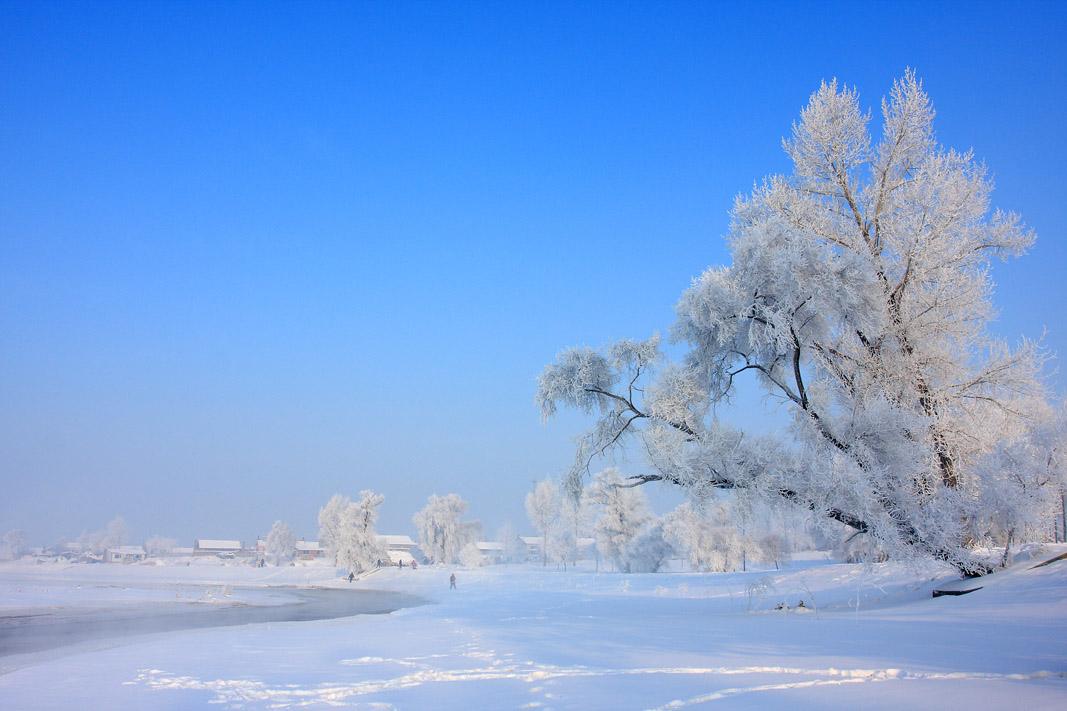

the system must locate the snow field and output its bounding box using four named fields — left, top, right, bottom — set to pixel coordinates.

left=1, top=552, right=1065, bottom=709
